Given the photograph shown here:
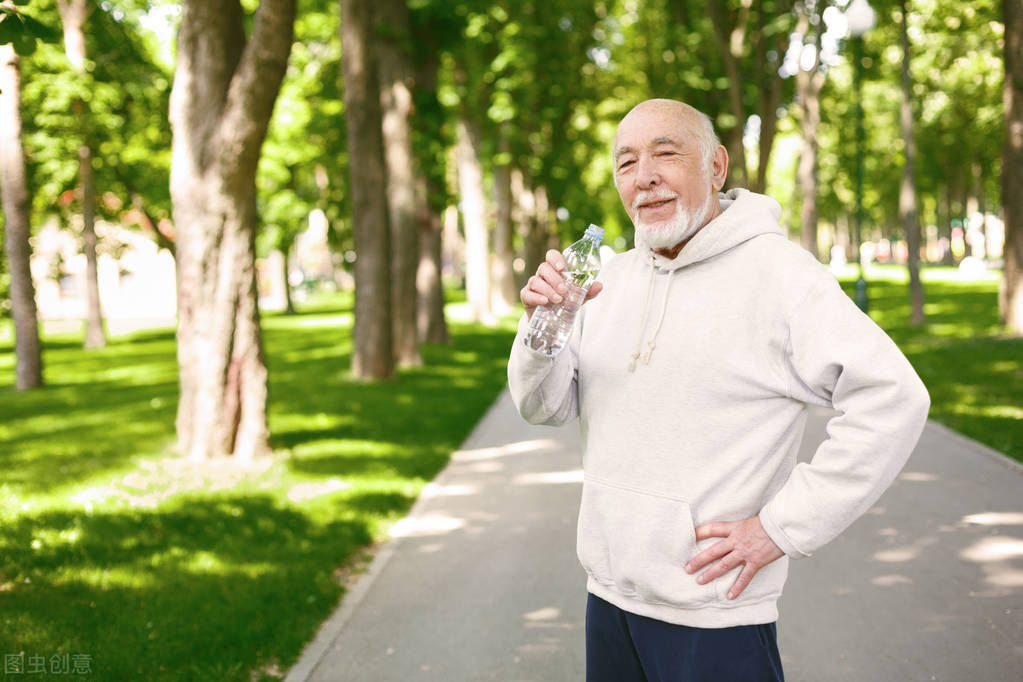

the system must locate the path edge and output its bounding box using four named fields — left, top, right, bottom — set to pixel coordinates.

left=924, top=418, right=1023, bottom=475
left=283, top=387, right=512, bottom=682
